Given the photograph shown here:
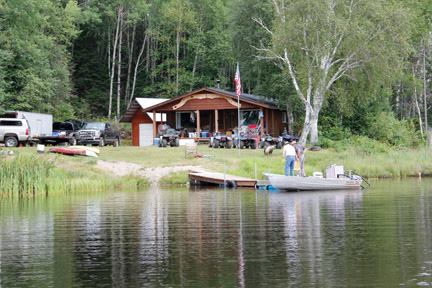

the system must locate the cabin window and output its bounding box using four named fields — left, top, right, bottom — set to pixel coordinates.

left=241, top=110, right=260, bottom=127
left=176, top=111, right=196, bottom=129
